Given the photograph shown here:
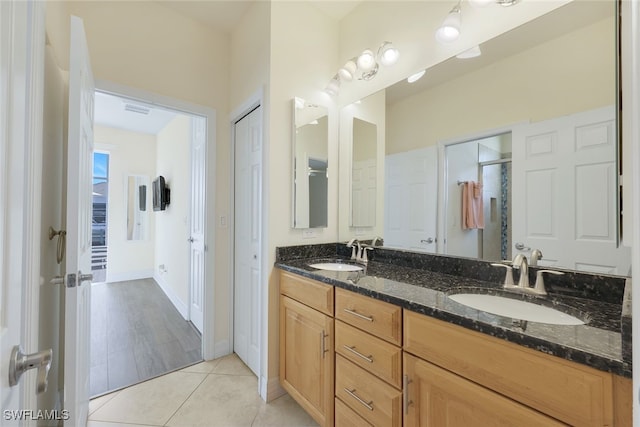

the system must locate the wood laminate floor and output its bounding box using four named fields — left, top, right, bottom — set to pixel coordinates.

left=90, top=278, right=202, bottom=397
